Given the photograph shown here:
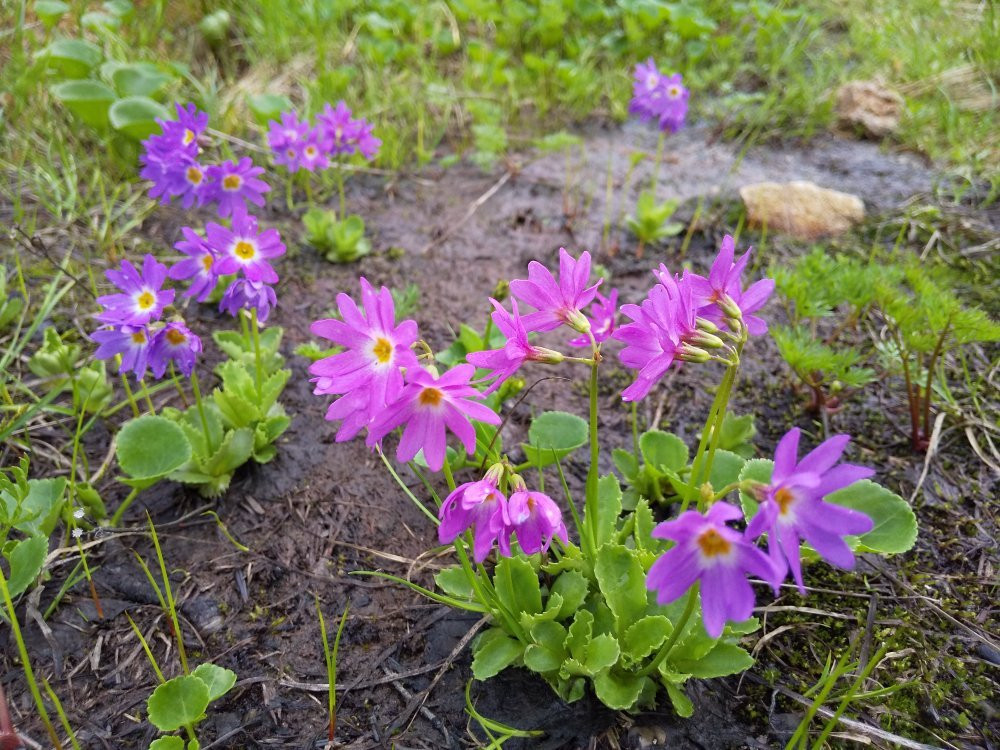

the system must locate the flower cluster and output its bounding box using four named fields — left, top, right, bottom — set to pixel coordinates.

left=140, top=103, right=270, bottom=216
left=438, top=467, right=568, bottom=562
left=309, top=278, right=499, bottom=471
left=629, top=58, right=689, bottom=133
left=647, top=429, right=874, bottom=636
left=91, top=255, right=201, bottom=380
left=613, top=235, right=774, bottom=402
left=267, top=102, right=381, bottom=174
